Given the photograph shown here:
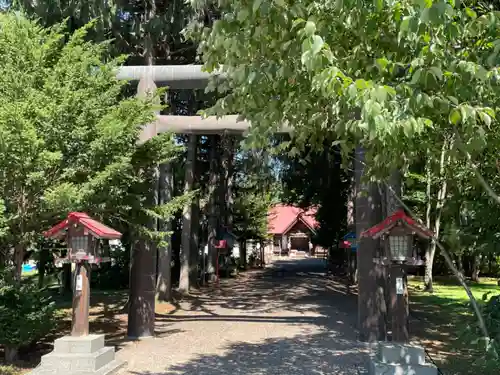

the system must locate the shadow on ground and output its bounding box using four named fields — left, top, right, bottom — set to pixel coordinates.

left=156, top=259, right=358, bottom=331
left=129, top=330, right=368, bottom=375
left=141, top=259, right=368, bottom=375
